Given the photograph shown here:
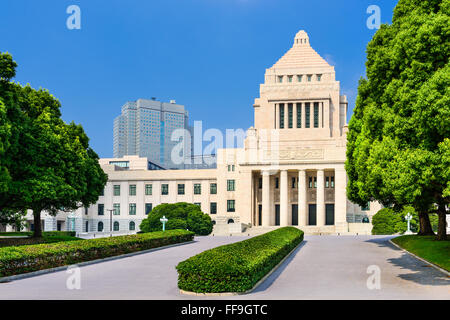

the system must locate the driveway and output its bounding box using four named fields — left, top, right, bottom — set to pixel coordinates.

left=0, top=235, right=448, bottom=299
